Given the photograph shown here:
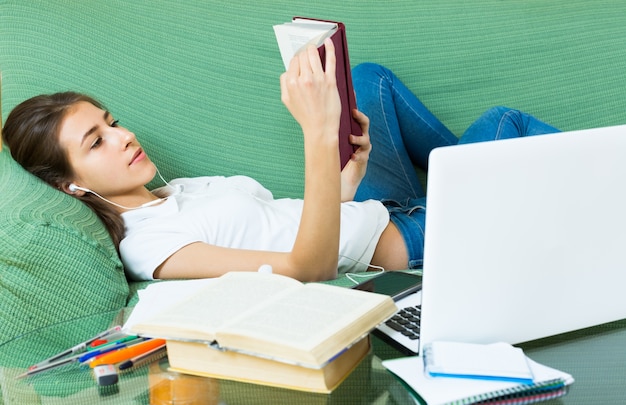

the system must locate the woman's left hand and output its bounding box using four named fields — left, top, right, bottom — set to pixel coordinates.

left=341, top=109, right=371, bottom=201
